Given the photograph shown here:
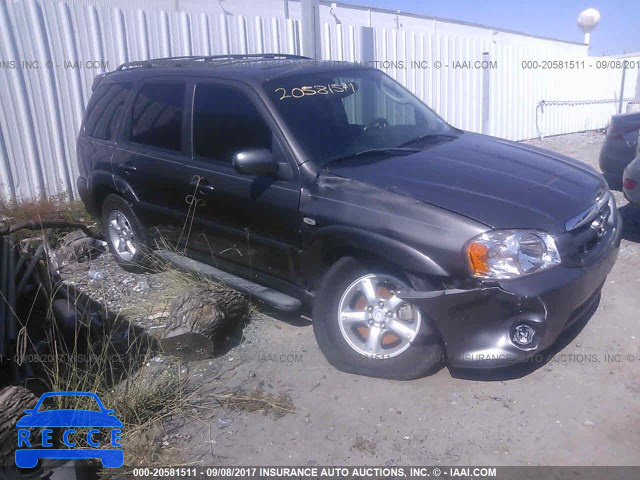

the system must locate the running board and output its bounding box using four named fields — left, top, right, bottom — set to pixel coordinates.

left=155, top=250, right=303, bottom=312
